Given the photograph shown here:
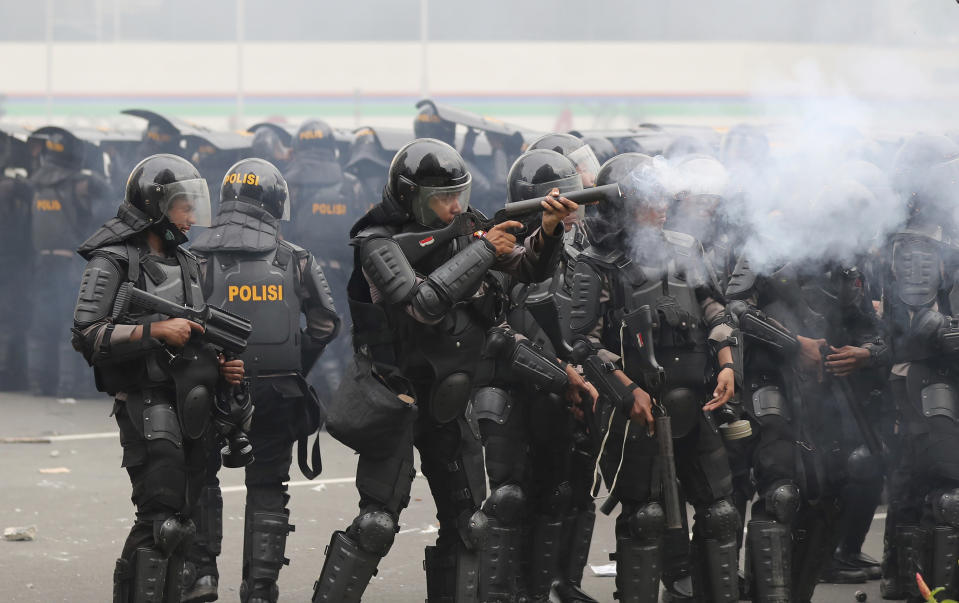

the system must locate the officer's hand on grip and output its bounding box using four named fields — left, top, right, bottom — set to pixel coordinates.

left=218, top=354, right=245, bottom=386
left=565, top=364, right=598, bottom=421
left=704, top=367, right=735, bottom=411
left=540, top=188, right=579, bottom=235
left=485, top=221, right=524, bottom=256
left=629, top=385, right=655, bottom=434
left=151, top=318, right=204, bottom=348
left=824, top=345, right=871, bottom=377
left=796, top=335, right=826, bottom=382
